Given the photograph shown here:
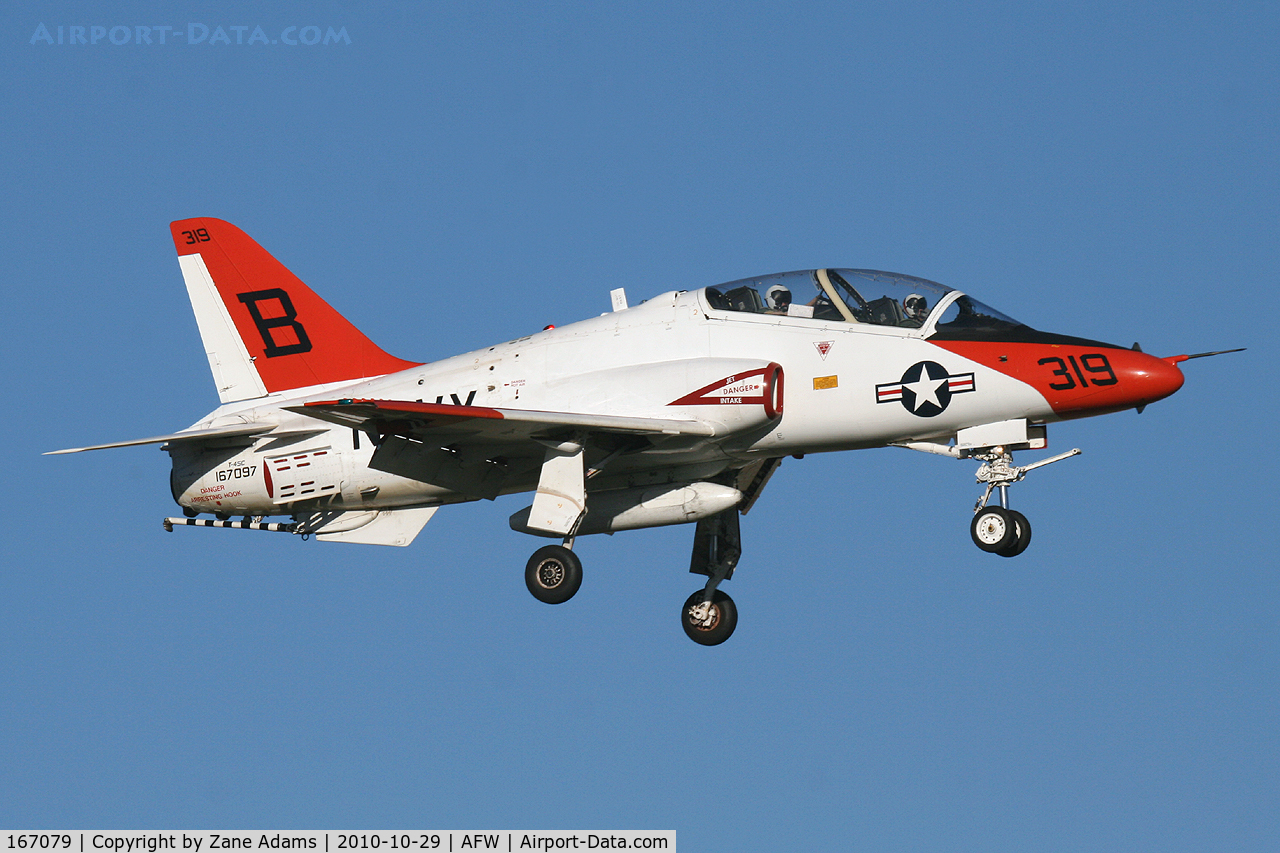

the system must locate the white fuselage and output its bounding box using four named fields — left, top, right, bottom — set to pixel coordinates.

left=170, top=288, right=1051, bottom=519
